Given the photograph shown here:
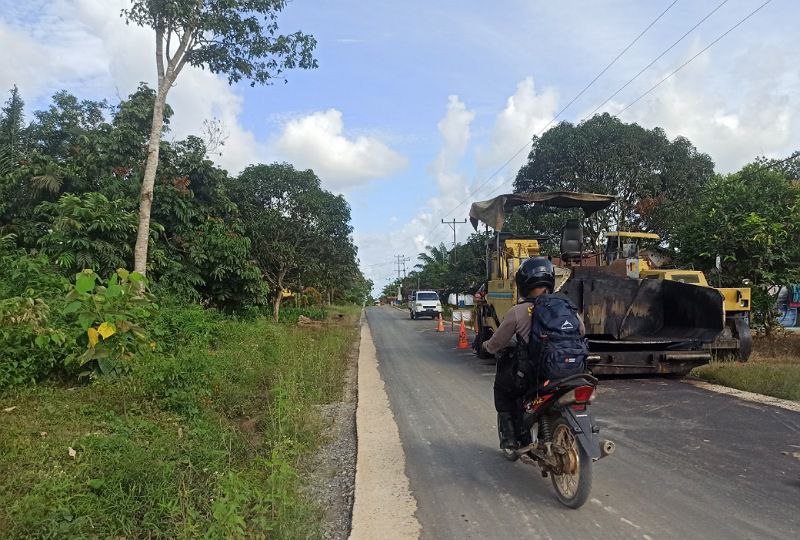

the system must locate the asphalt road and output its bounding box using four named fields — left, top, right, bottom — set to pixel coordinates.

left=366, top=306, right=800, bottom=540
